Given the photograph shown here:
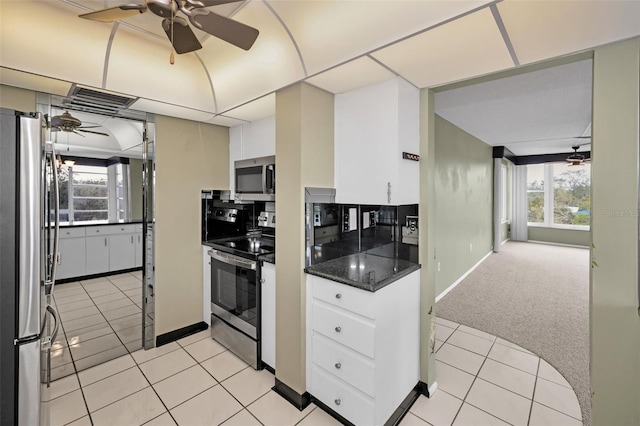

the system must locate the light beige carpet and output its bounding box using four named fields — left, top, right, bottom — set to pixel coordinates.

left=436, top=241, right=591, bottom=425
